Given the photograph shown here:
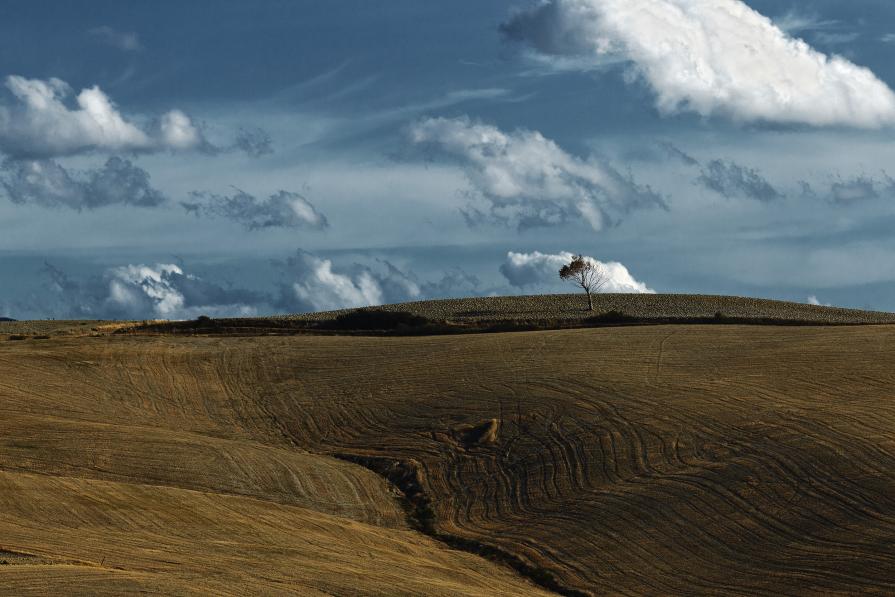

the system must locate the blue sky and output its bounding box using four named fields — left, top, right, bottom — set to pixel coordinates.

left=3, top=0, right=895, bottom=319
